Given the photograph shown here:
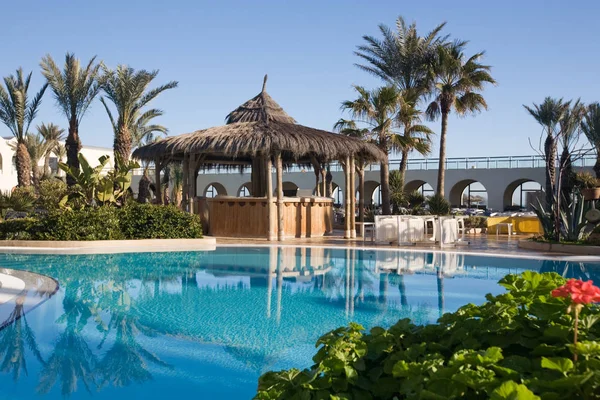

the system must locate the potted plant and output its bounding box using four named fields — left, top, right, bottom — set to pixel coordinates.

left=574, top=172, right=600, bottom=200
